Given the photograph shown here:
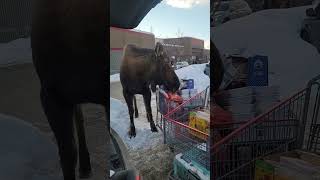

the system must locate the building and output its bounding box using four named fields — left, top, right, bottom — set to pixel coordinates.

left=110, top=27, right=155, bottom=74
left=161, top=37, right=209, bottom=64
